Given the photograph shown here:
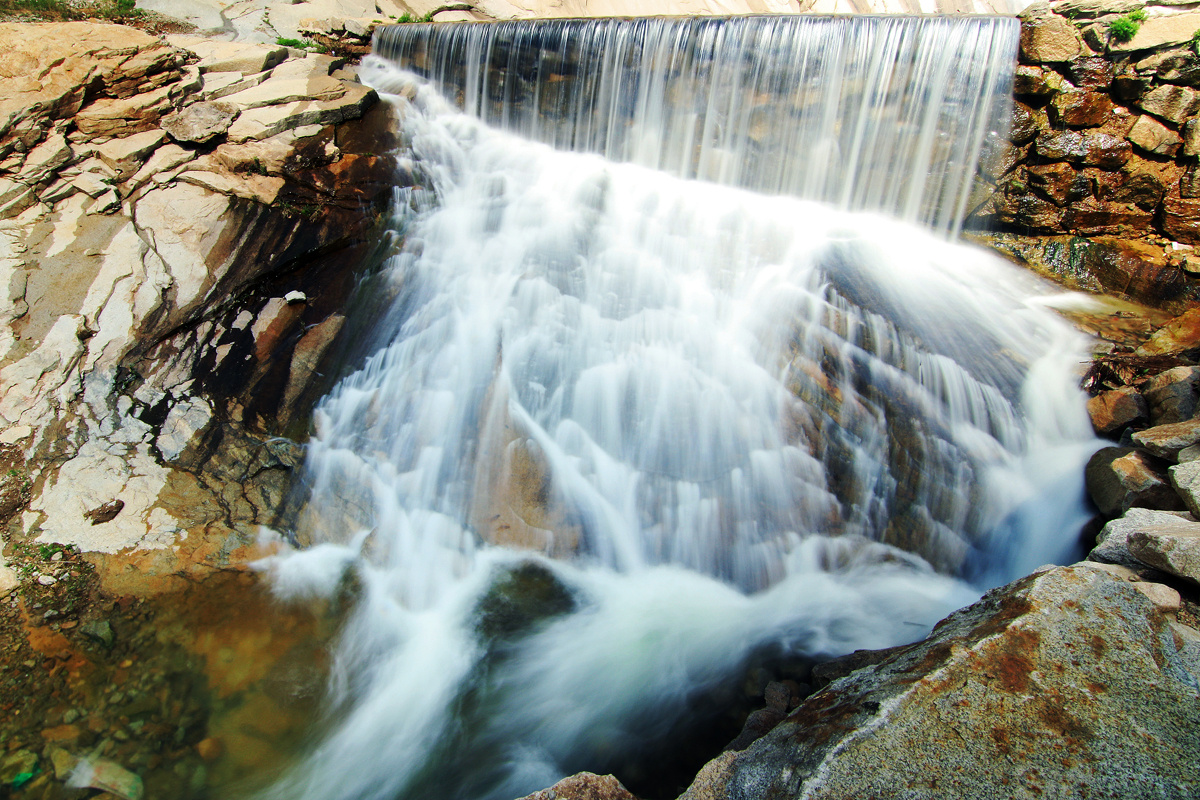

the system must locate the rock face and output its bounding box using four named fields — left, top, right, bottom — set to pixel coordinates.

left=0, top=23, right=405, bottom=594
left=679, top=565, right=1200, bottom=800
left=969, top=4, right=1200, bottom=312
